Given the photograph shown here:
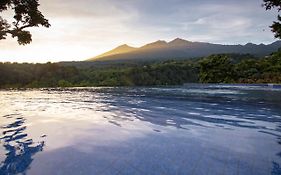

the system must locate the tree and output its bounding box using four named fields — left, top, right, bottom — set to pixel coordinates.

left=199, top=55, right=236, bottom=83
left=263, top=0, right=281, bottom=38
left=0, top=0, right=50, bottom=45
